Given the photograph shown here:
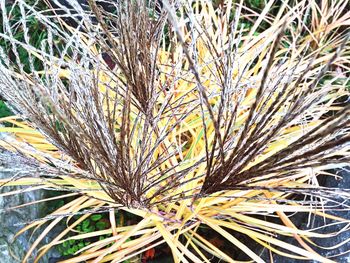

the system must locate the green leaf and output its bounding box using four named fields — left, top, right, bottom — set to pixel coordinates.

left=87, top=225, right=96, bottom=232
left=0, top=101, right=13, bottom=118
left=91, top=214, right=102, bottom=221
left=82, top=219, right=90, bottom=228
left=96, top=221, right=107, bottom=230
left=72, top=245, right=79, bottom=253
